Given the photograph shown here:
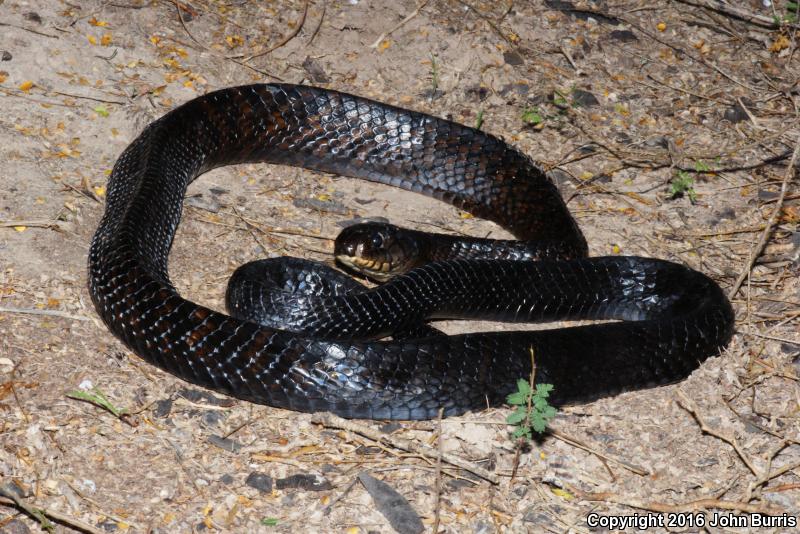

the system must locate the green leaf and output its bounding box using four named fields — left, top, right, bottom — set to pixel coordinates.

left=531, top=414, right=548, bottom=433
left=67, top=387, right=128, bottom=418
left=475, top=109, right=484, bottom=130
left=93, top=105, right=109, bottom=117
left=512, top=426, right=532, bottom=440
left=261, top=518, right=279, bottom=527
left=788, top=2, right=798, bottom=10
left=506, top=409, right=527, bottom=425
left=535, top=383, right=553, bottom=397
left=516, top=378, right=532, bottom=396
left=521, top=107, right=543, bottom=125
left=694, top=160, right=711, bottom=173
left=542, top=406, right=558, bottom=420
left=506, top=391, right=527, bottom=405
